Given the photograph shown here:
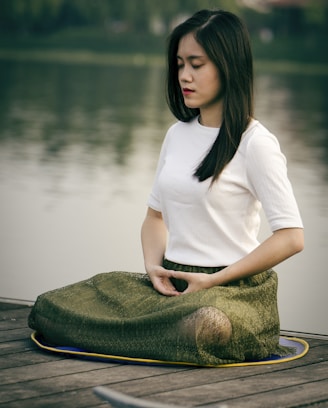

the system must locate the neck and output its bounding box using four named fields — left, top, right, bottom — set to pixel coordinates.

left=199, top=106, right=222, bottom=128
